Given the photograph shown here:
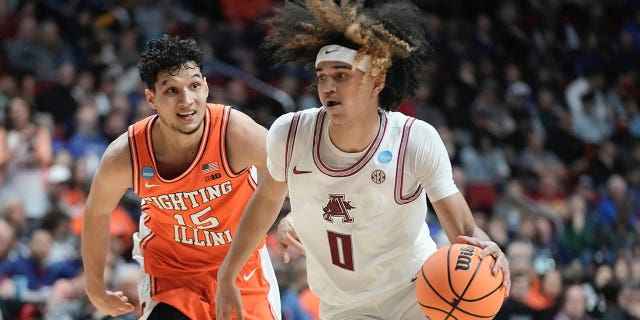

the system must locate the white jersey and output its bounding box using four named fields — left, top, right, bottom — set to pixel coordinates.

left=267, top=107, right=458, bottom=306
